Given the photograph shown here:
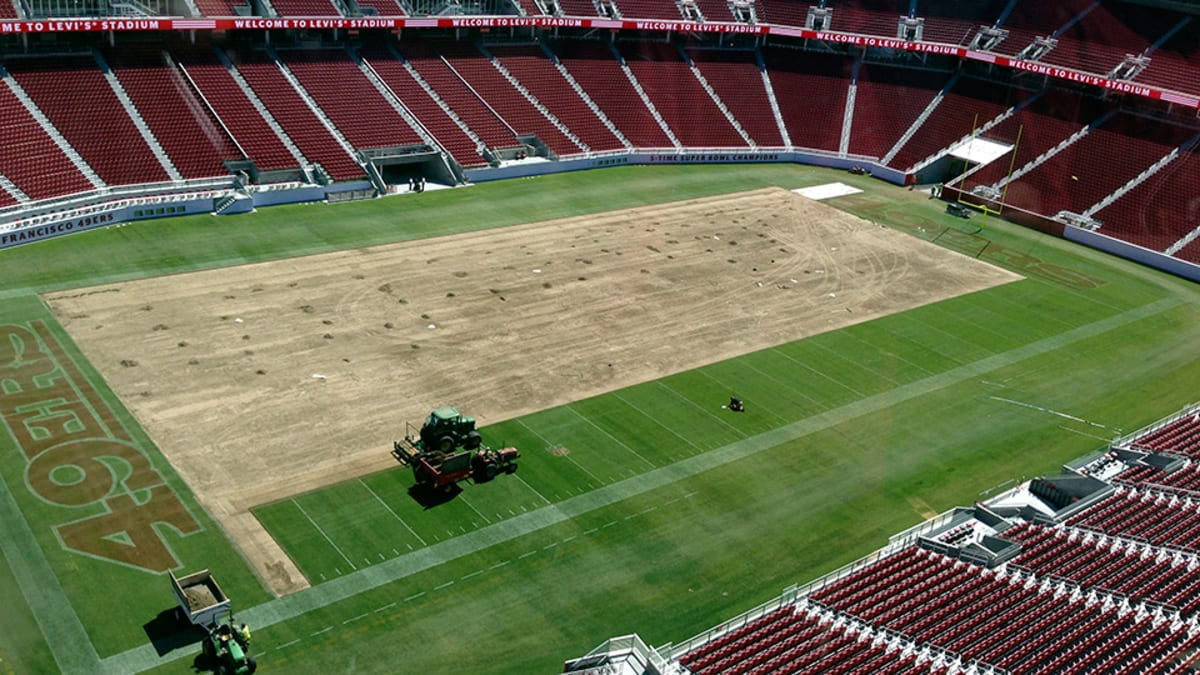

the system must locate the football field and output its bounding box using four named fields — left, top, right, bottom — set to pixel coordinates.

left=1, top=164, right=1198, bottom=674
